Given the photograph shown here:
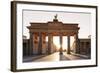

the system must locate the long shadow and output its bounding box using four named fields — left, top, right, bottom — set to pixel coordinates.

left=59, top=54, right=70, bottom=61
left=23, top=55, right=48, bottom=62
left=71, top=54, right=91, bottom=59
